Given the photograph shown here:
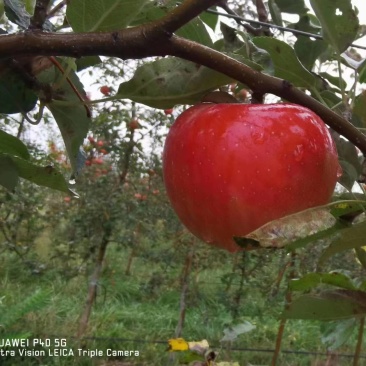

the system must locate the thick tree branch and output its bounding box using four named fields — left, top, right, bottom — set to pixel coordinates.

left=168, top=36, right=366, bottom=153
left=0, top=0, right=365, bottom=155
